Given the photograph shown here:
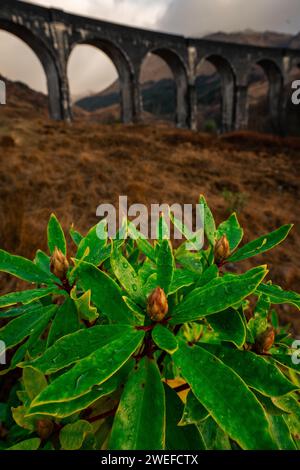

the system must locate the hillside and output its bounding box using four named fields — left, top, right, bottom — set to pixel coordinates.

left=0, top=77, right=300, bottom=332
